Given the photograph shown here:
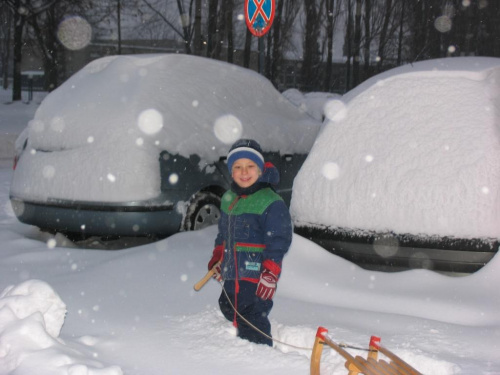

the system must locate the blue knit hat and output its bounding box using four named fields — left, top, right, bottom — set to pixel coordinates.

left=227, top=139, right=265, bottom=172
